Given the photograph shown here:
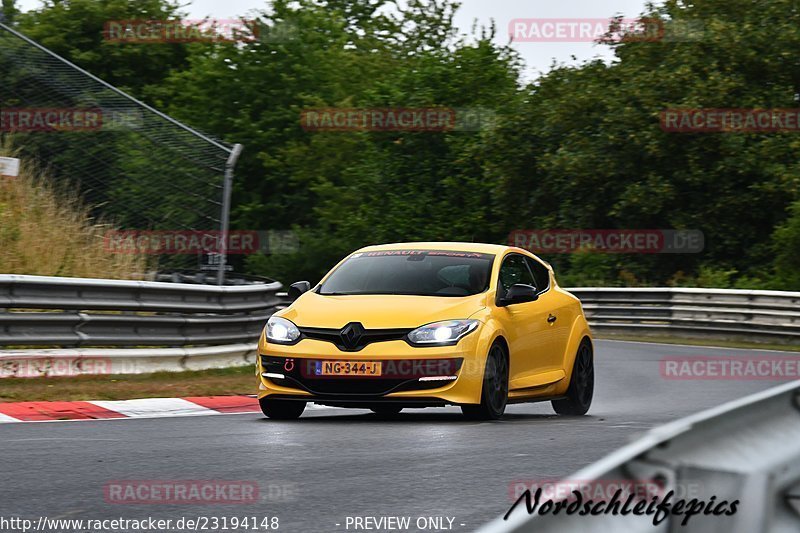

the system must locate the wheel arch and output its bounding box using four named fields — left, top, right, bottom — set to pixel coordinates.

left=557, top=315, right=593, bottom=396
left=491, top=334, right=509, bottom=359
